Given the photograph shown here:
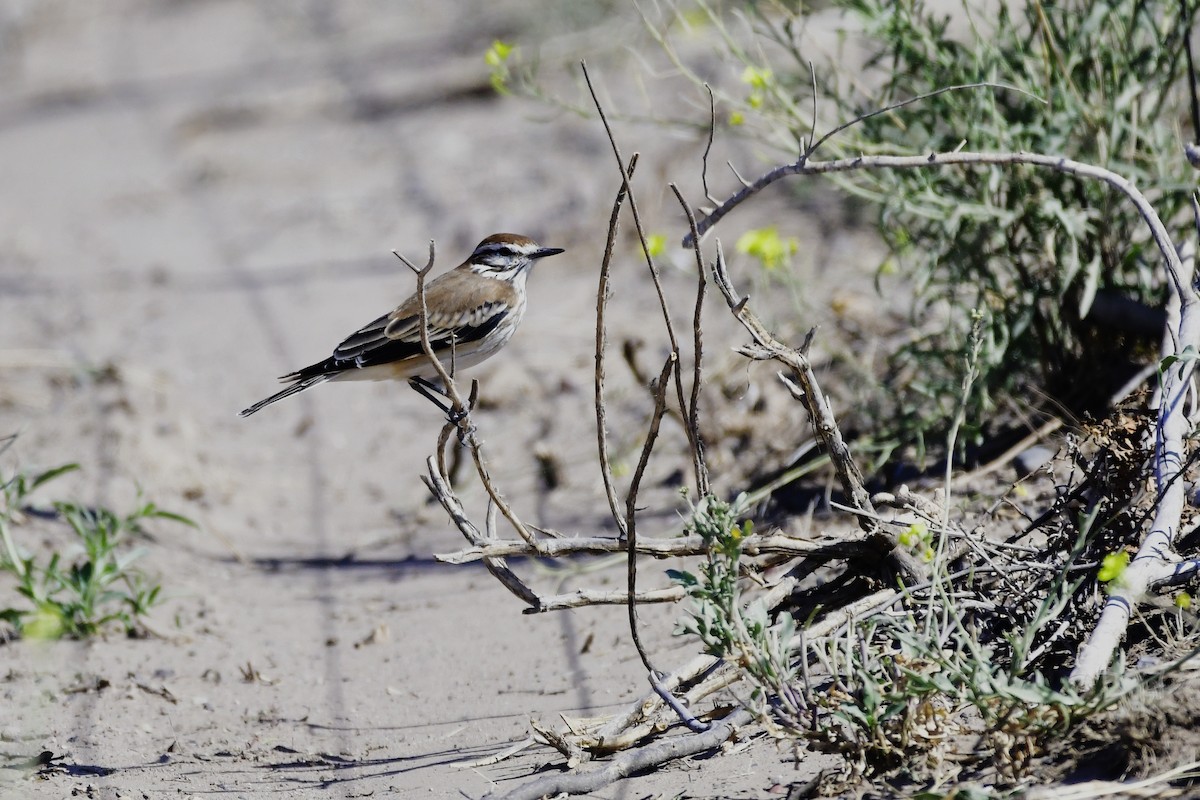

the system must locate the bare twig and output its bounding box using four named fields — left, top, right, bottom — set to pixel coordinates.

left=625, top=356, right=676, bottom=672
left=595, top=155, right=638, bottom=540
left=672, top=184, right=711, bottom=497
left=701, top=84, right=718, bottom=205
left=527, top=585, right=686, bottom=612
